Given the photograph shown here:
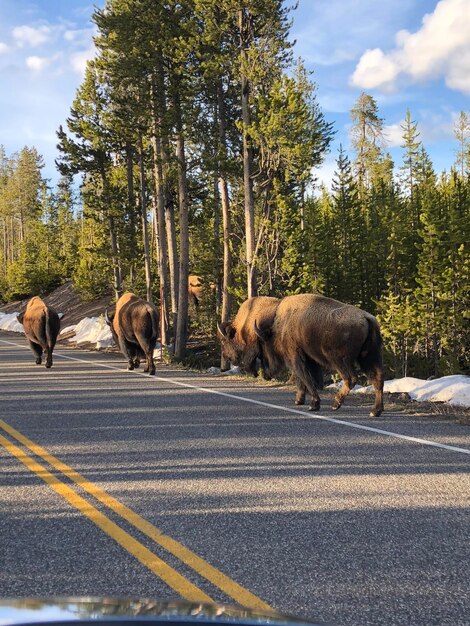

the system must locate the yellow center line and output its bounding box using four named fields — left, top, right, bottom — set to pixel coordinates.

left=0, top=419, right=271, bottom=611
left=0, top=431, right=212, bottom=604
